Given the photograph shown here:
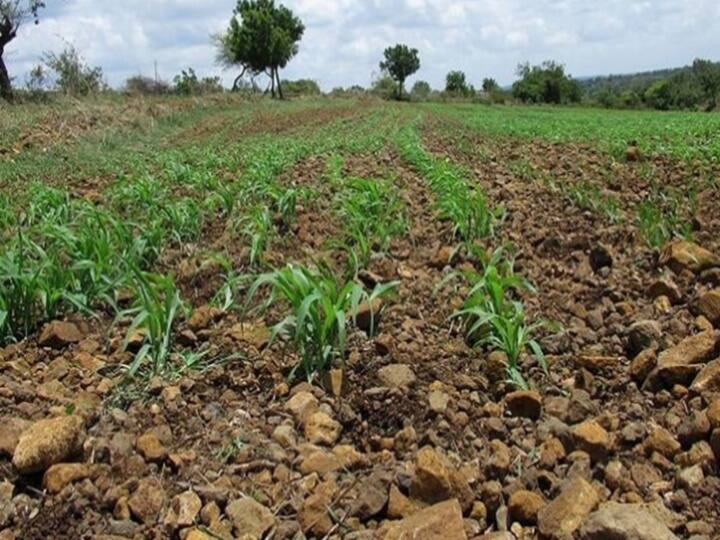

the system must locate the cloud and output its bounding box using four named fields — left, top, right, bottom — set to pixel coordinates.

left=5, top=0, right=720, bottom=91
